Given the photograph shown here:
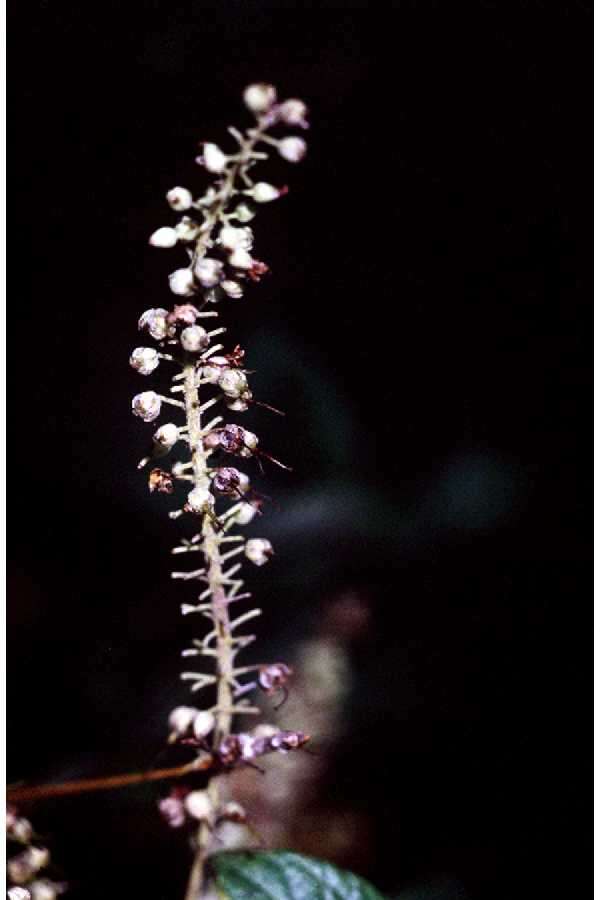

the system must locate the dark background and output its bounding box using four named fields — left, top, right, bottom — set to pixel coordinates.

left=8, top=3, right=590, bottom=899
